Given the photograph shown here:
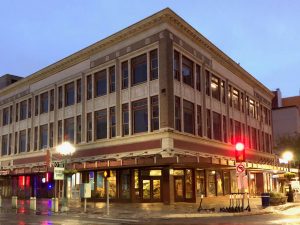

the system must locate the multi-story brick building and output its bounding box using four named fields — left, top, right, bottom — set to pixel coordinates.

left=0, top=8, right=278, bottom=203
